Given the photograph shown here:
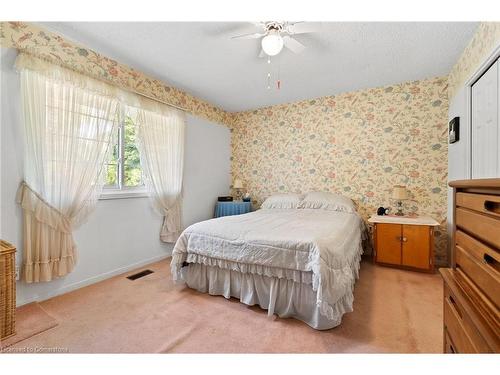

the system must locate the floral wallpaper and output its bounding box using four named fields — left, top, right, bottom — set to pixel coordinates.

left=230, top=77, right=450, bottom=265
left=448, top=22, right=500, bottom=100
left=0, top=22, right=233, bottom=126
